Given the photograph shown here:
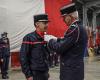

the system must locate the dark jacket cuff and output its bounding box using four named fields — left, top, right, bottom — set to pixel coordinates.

left=25, top=72, right=32, bottom=78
